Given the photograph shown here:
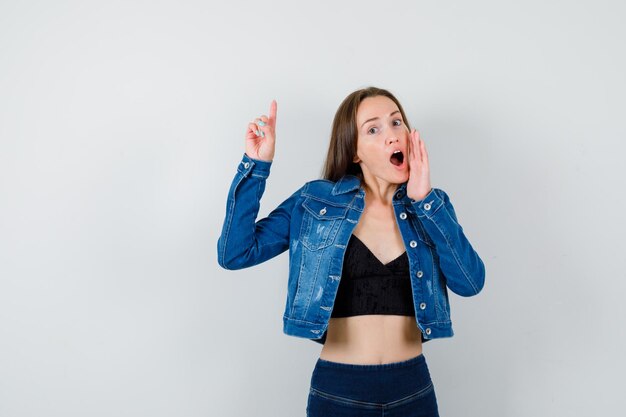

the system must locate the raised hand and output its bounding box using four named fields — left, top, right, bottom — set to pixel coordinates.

left=406, top=129, right=432, bottom=201
left=245, top=100, right=277, bottom=162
